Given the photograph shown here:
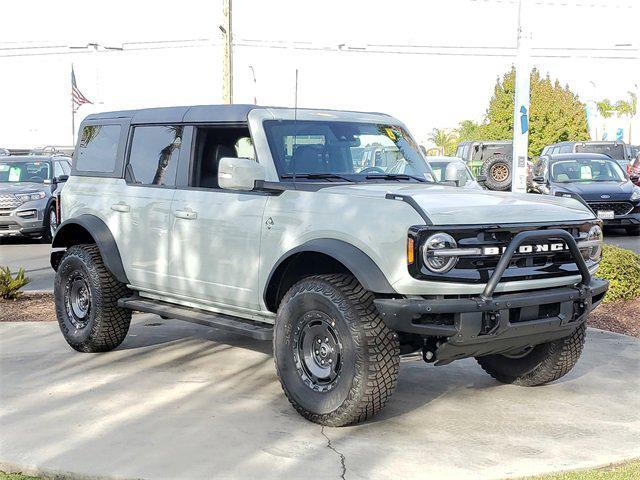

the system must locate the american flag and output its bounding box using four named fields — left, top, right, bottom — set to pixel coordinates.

left=71, top=65, right=92, bottom=113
